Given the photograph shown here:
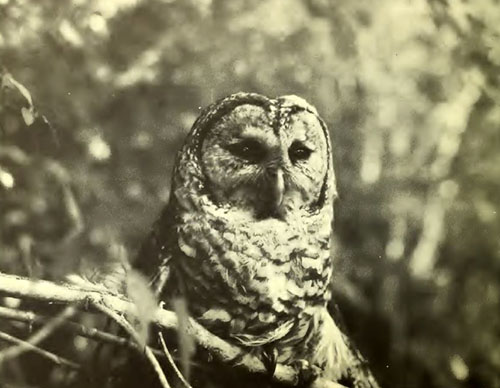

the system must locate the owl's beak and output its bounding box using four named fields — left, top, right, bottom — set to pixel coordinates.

left=257, top=167, right=285, bottom=220
left=262, top=168, right=284, bottom=219
left=271, top=168, right=285, bottom=209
